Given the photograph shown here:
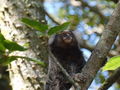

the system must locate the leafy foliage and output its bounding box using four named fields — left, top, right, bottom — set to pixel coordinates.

left=0, top=33, right=5, bottom=42
left=0, top=33, right=6, bottom=52
left=0, top=44, right=6, bottom=52
left=0, top=56, right=18, bottom=66
left=0, top=17, right=70, bottom=66
left=21, top=18, right=48, bottom=33
left=18, top=56, right=46, bottom=67
left=21, top=18, right=70, bottom=36
left=48, top=22, right=70, bottom=35
left=0, top=32, right=45, bottom=66
left=102, top=56, right=120, bottom=71
left=0, top=32, right=26, bottom=52
left=3, top=40, right=27, bottom=51
left=0, top=55, right=46, bottom=67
